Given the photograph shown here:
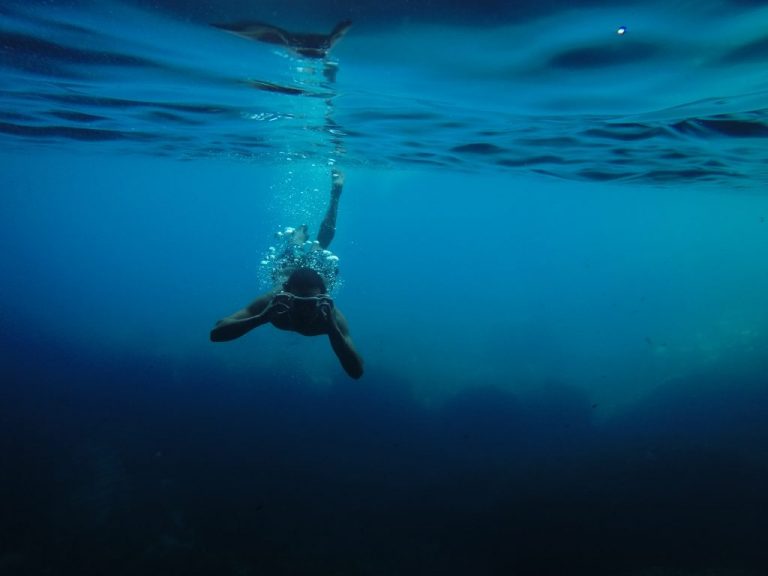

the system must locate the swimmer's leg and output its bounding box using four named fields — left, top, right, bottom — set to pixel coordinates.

left=317, top=169, right=344, bottom=249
